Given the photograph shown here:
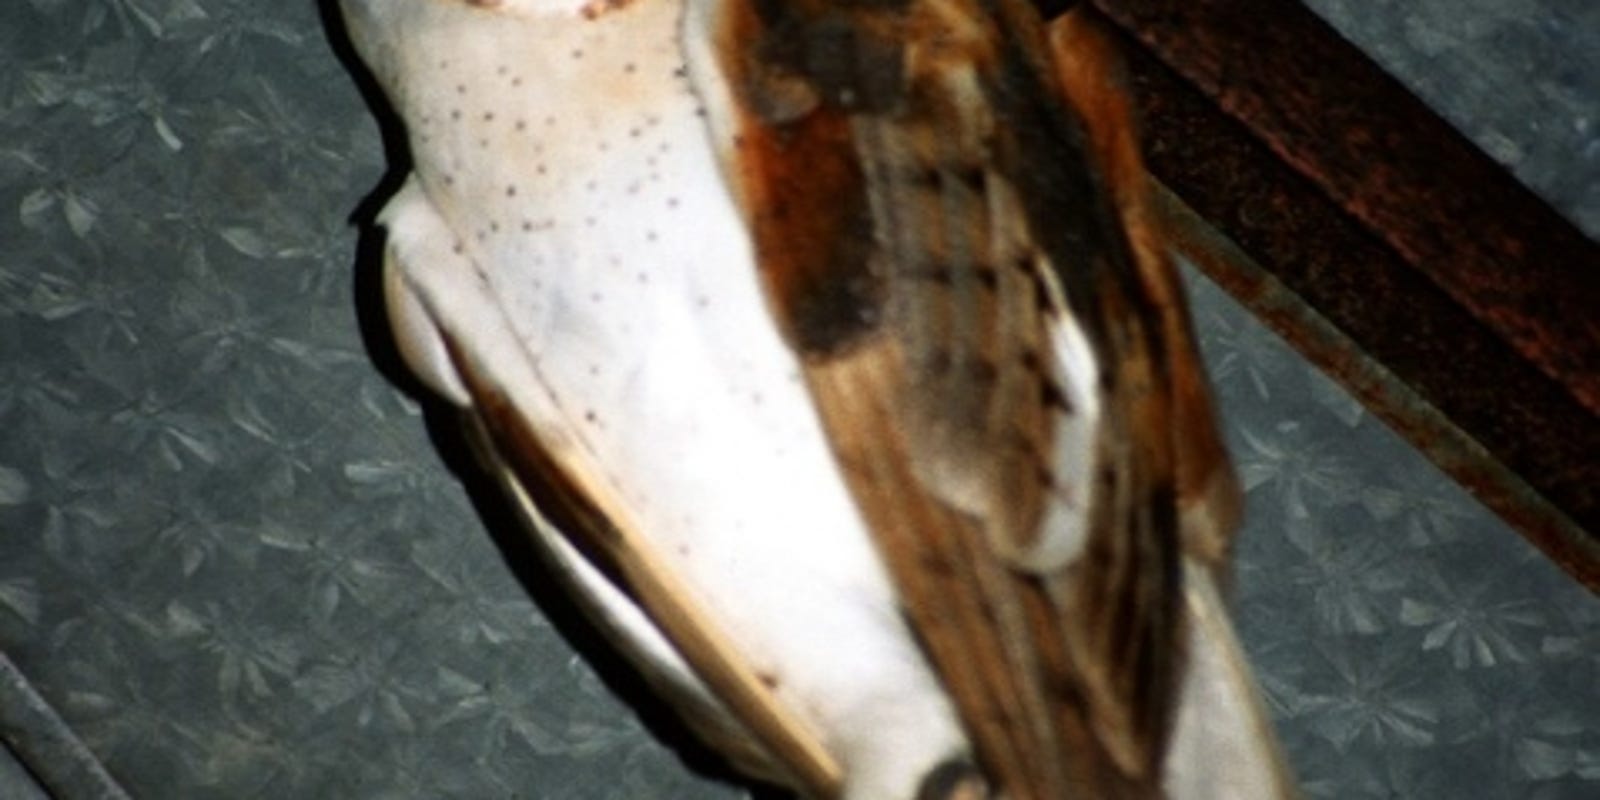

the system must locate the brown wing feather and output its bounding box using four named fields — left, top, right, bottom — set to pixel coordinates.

left=1048, top=14, right=1242, bottom=566
left=713, top=1, right=1206, bottom=797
